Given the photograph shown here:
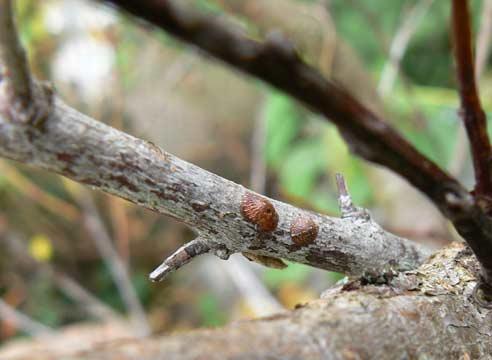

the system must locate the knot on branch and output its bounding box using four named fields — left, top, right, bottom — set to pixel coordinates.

left=0, top=77, right=53, bottom=127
